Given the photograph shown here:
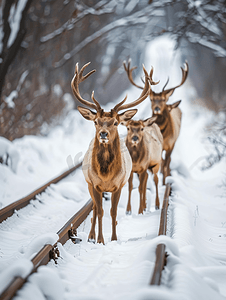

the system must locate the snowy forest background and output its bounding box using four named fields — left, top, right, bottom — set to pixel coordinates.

left=0, top=0, right=226, bottom=169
